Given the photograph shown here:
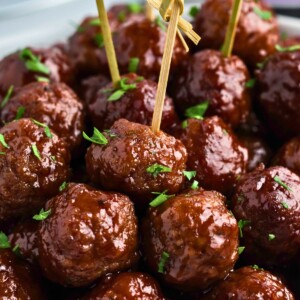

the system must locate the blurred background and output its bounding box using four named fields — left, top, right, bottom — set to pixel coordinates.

left=0, top=0, right=299, bottom=57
